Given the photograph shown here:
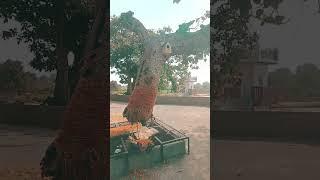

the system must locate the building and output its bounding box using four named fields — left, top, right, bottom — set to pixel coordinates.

left=184, top=76, right=197, bottom=96
left=216, top=43, right=278, bottom=110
